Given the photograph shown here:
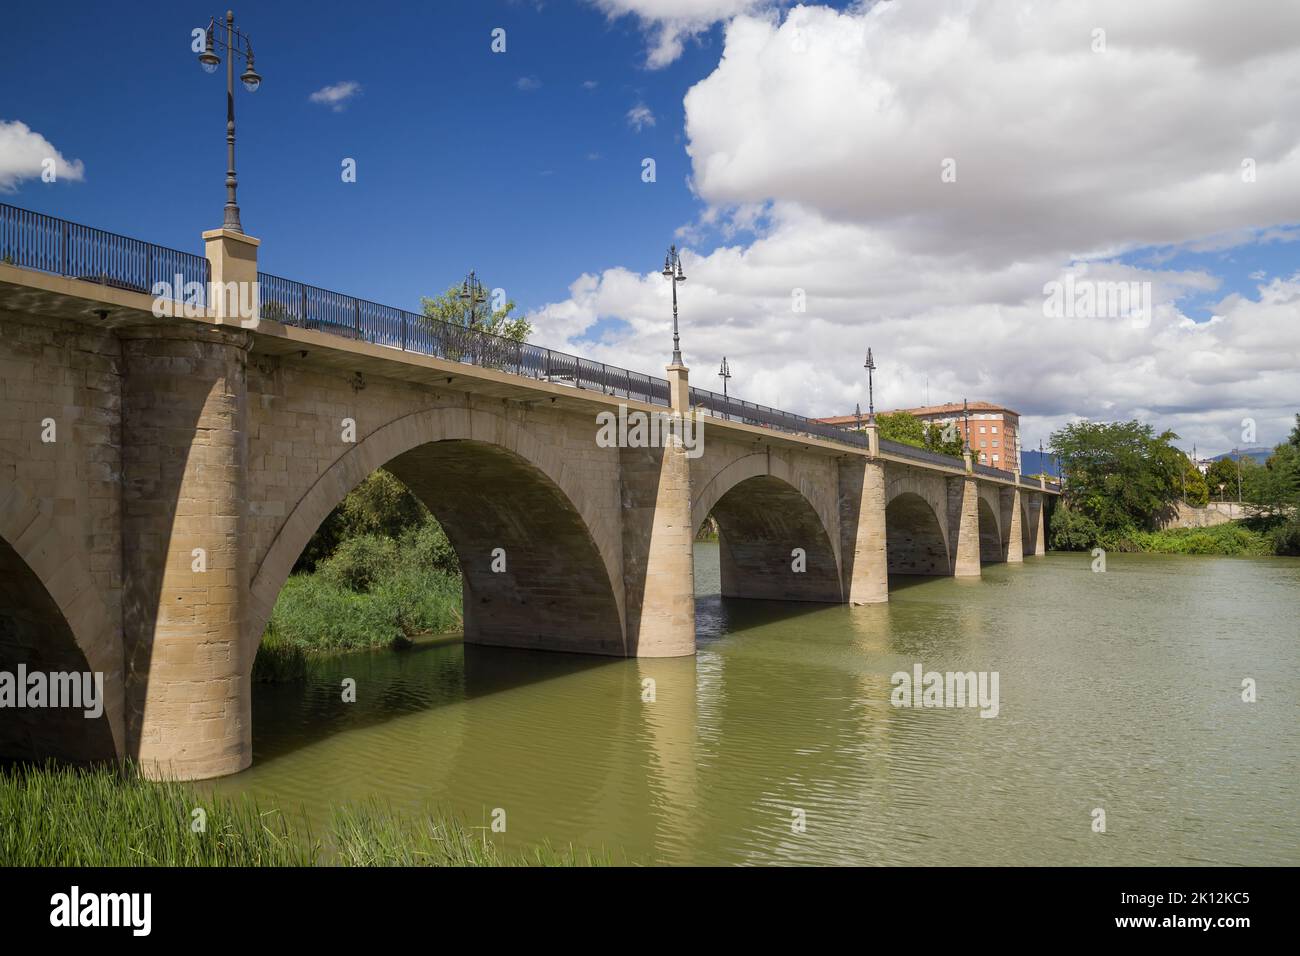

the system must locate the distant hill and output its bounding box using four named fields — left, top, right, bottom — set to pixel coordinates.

left=1208, top=447, right=1273, bottom=466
